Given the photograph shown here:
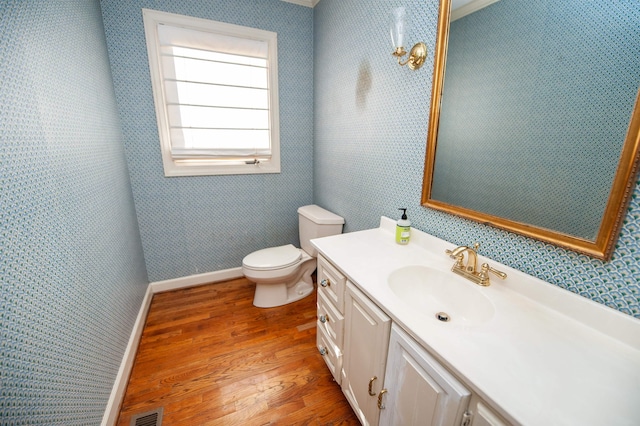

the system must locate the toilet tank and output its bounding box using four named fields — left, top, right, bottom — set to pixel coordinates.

left=298, top=205, right=345, bottom=257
